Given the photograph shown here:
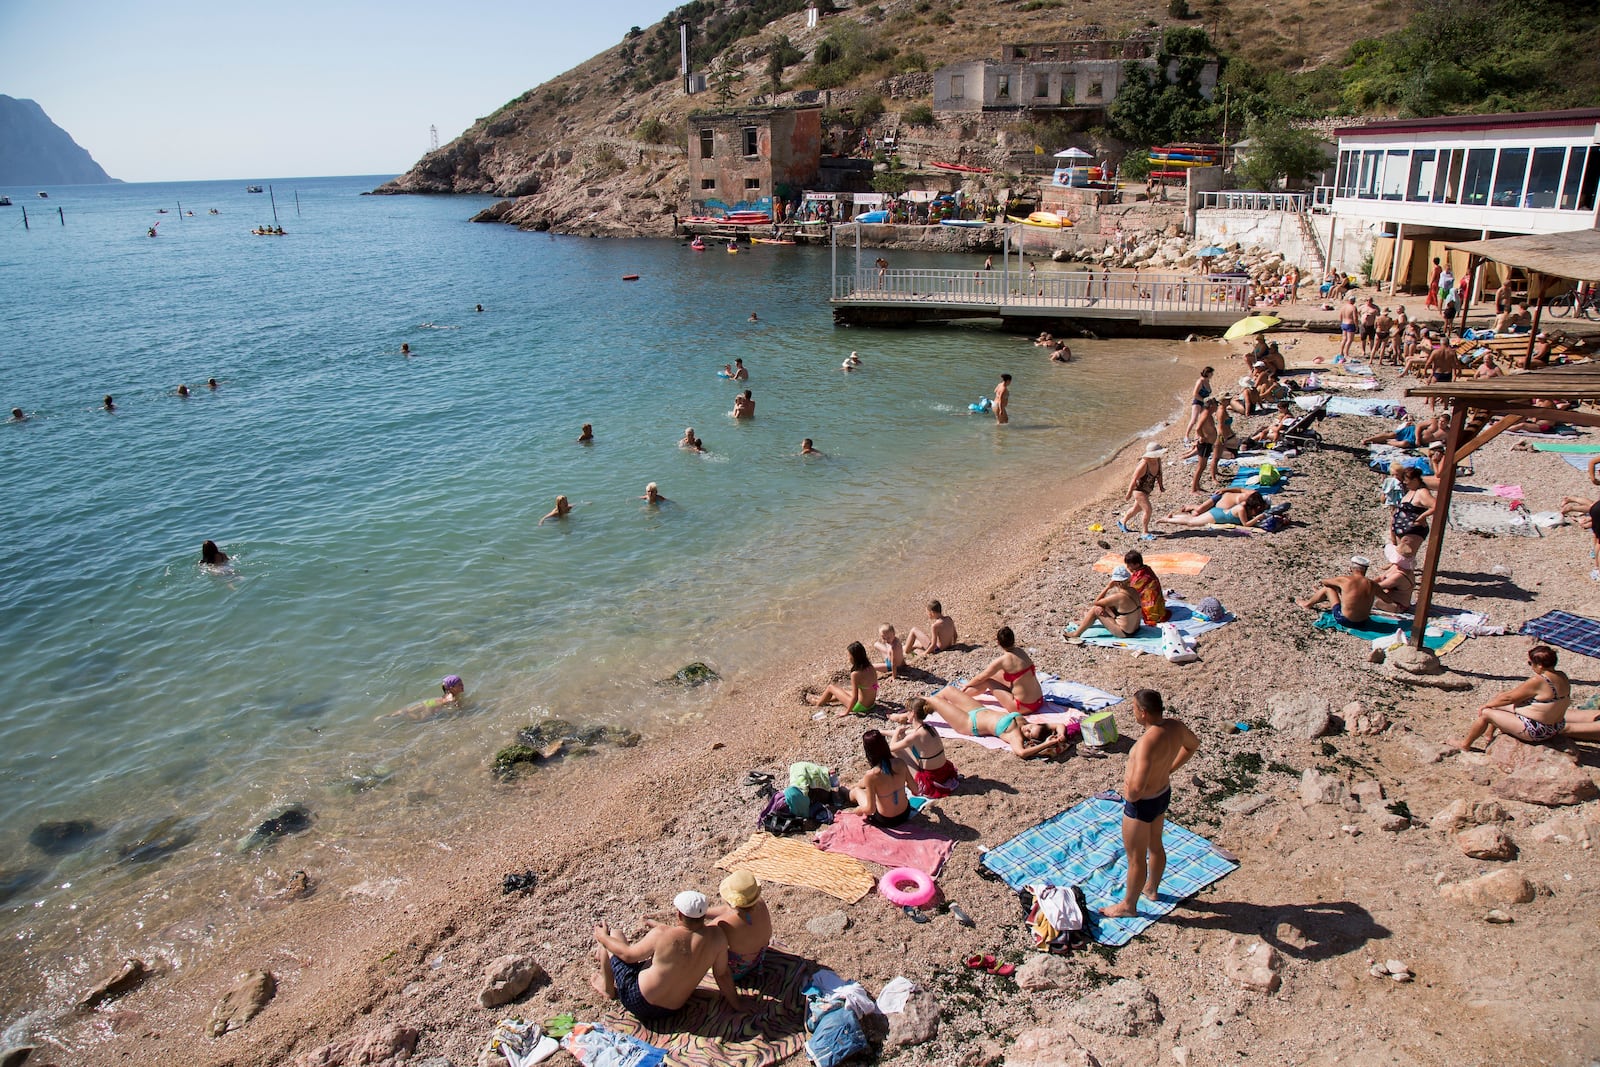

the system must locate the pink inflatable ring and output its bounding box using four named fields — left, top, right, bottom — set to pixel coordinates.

left=879, top=866, right=936, bottom=908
